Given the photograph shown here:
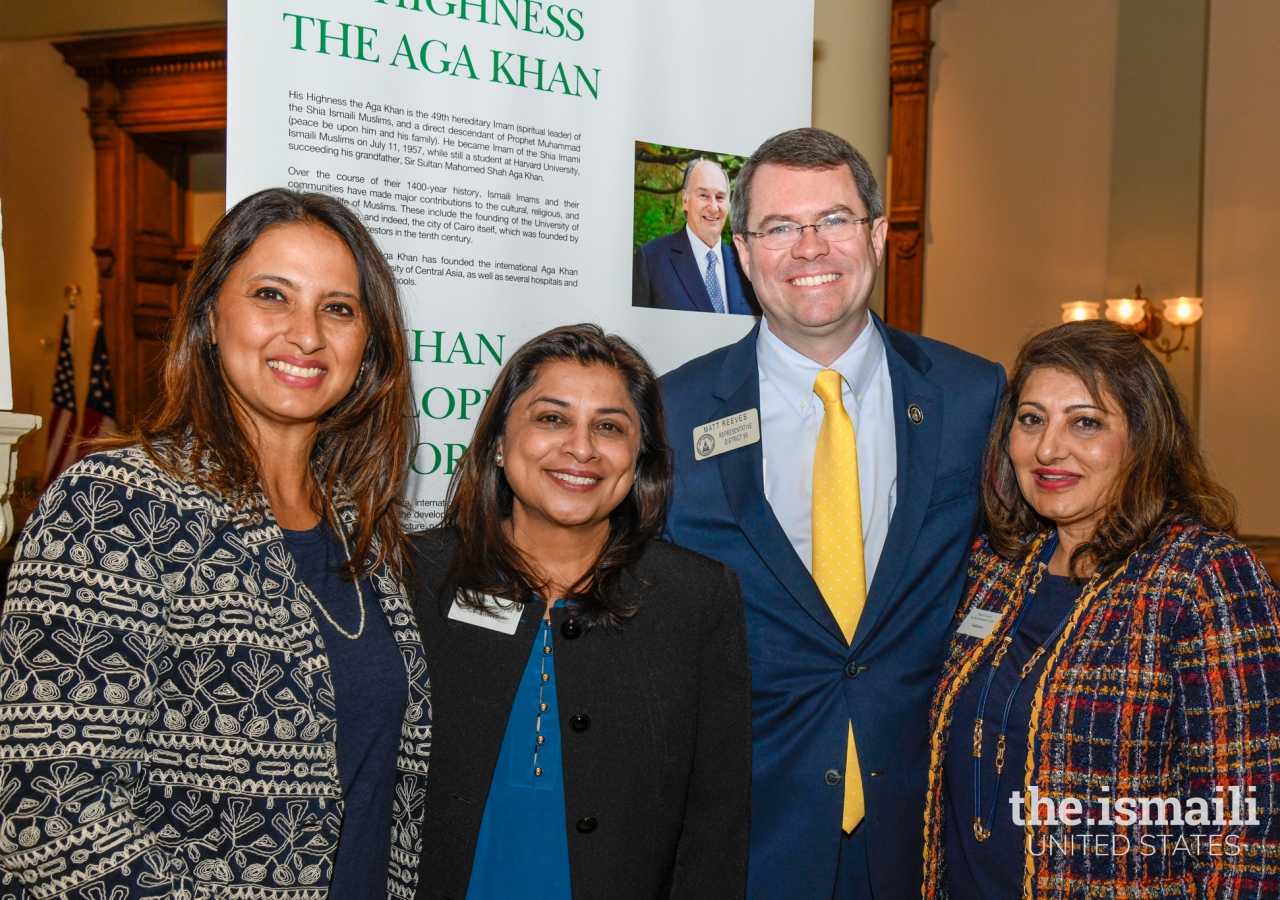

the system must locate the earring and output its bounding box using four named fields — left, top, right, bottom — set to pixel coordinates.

left=495, top=450, right=504, bottom=467
left=358, top=360, right=368, bottom=380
